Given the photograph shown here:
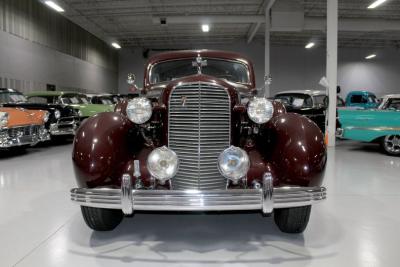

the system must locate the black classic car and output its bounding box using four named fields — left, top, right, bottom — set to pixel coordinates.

left=0, top=88, right=79, bottom=137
